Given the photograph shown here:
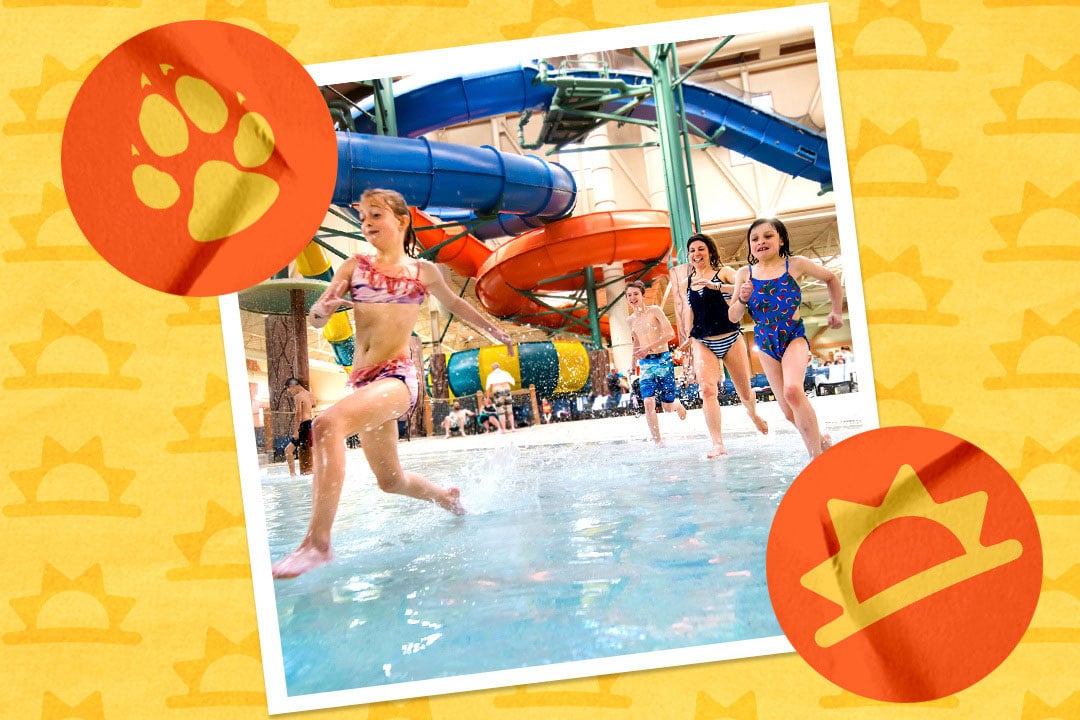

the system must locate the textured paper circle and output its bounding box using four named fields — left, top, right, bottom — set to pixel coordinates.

left=62, top=20, right=337, bottom=296
left=767, top=426, right=1042, bottom=702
